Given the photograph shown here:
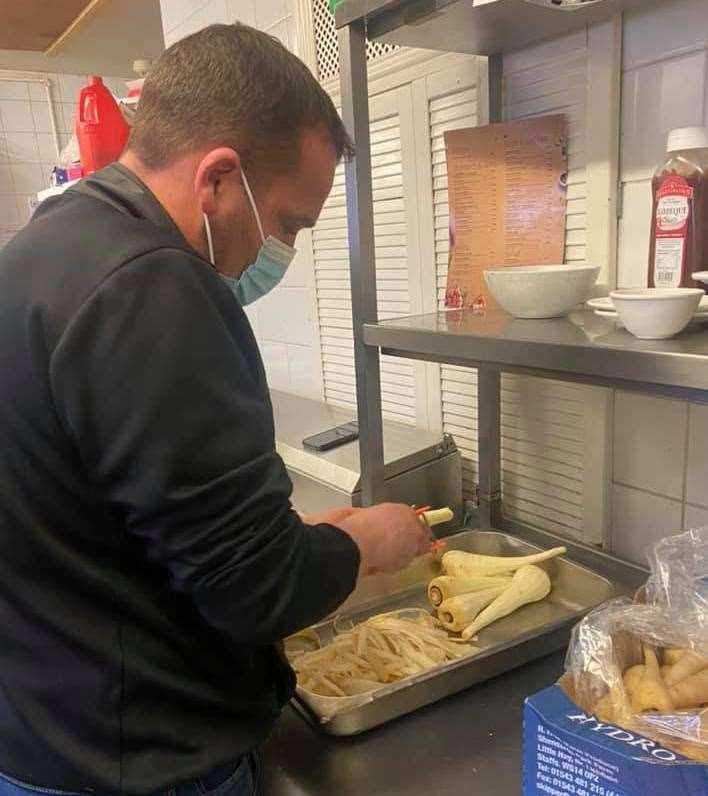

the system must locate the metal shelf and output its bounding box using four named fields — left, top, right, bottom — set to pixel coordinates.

left=363, top=309, right=708, bottom=402
left=334, top=0, right=694, bottom=592
left=335, top=0, right=658, bottom=56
